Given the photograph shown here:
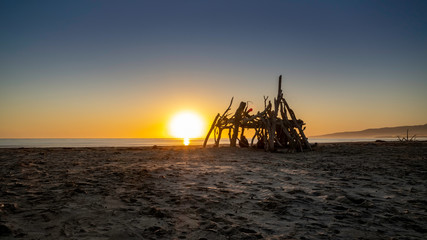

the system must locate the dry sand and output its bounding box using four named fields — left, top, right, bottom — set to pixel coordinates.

left=0, top=142, right=426, bottom=239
